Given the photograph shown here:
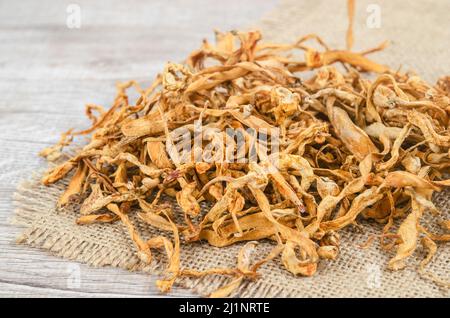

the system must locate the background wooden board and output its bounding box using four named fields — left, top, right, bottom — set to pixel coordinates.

left=0, top=0, right=278, bottom=297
